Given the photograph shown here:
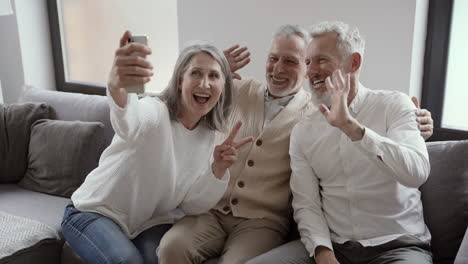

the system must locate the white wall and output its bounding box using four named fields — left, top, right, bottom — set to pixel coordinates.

left=15, top=0, right=55, bottom=92
left=409, top=0, right=429, bottom=99
left=0, top=0, right=55, bottom=103
left=0, top=2, right=24, bottom=103
left=0, top=0, right=429, bottom=103
left=178, top=0, right=426, bottom=95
